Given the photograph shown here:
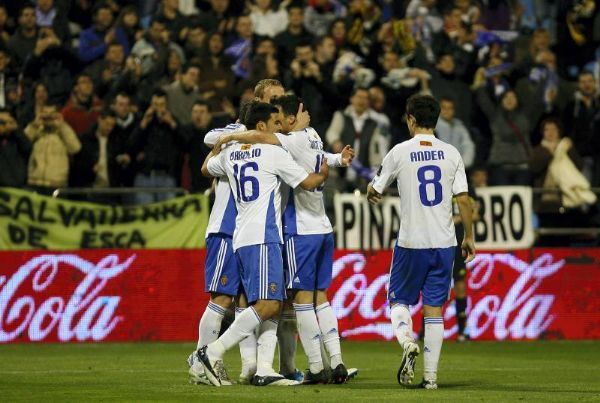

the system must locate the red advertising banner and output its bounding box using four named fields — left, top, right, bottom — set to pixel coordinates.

left=1, top=248, right=599, bottom=343
left=330, top=249, right=600, bottom=341
left=0, top=250, right=207, bottom=343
